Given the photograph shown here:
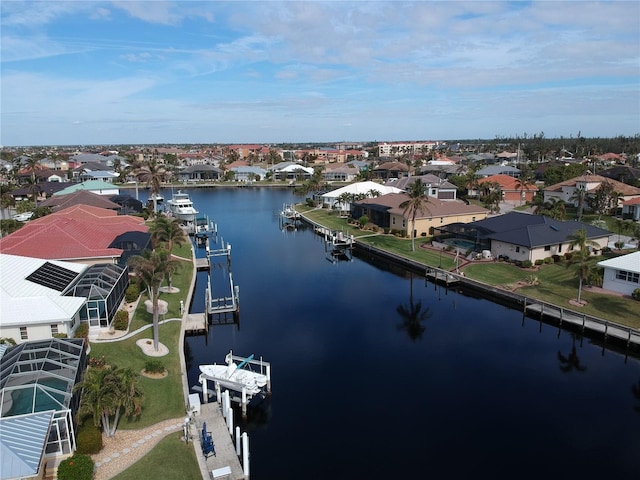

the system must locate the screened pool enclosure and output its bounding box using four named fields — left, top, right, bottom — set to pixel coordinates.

left=0, top=338, right=87, bottom=456
left=65, top=263, right=128, bottom=329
